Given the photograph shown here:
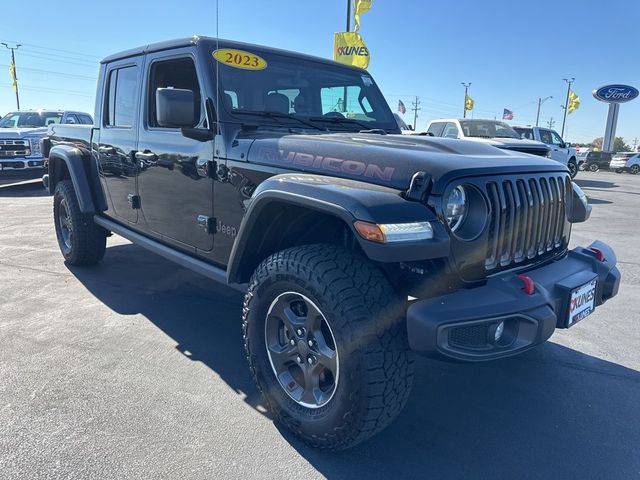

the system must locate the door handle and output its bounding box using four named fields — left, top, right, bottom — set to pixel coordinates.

left=135, top=151, right=158, bottom=162
left=98, top=146, right=116, bottom=154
